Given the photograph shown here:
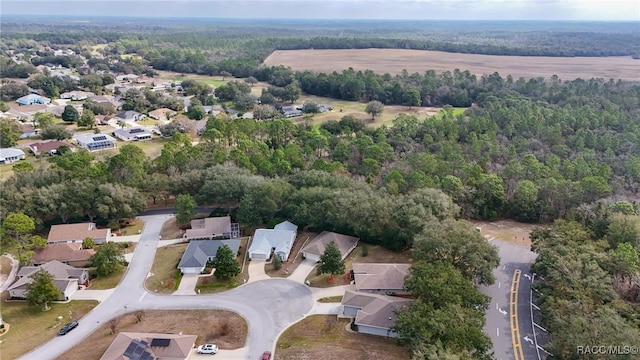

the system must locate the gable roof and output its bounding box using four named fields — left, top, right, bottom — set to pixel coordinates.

left=100, top=332, right=197, bottom=360
left=178, top=239, right=241, bottom=269
left=113, top=127, right=152, bottom=138
left=74, top=133, right=116, bottom=144
left=184, top=216, right=232, bottom=239
left=0, top=148, right=25, bottom=159
left=116, top=110, right=143, bottom=119
left=301, top=231, right=359, bottom=258
left=9, top=260, right=87, bottom=292
left=47, top=222, right=109, bottom=243
left=251, top=228, right=296, bottom=256
left=29, top=140, right=73, bottom=155
left=274, top=220, right=298, bottom=232
left=342, top=290, right=412, bottom=330
left=148, top=107, right=177, bottom=120
left=352, top=263, right=411, bottom=292
left=32, top=243, right=95, bottom=264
